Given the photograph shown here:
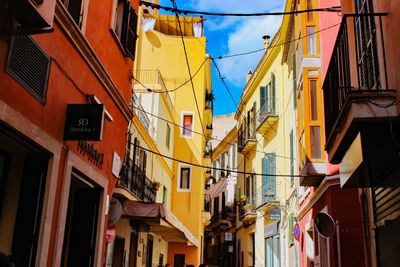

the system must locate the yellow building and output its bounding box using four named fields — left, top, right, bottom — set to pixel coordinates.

left=132, top=8, right=212, bottom=267
left=234, top=8, right=298, bottom=266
